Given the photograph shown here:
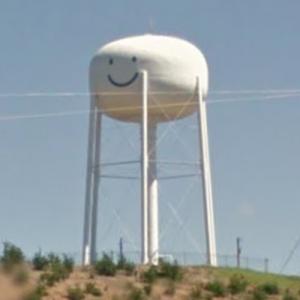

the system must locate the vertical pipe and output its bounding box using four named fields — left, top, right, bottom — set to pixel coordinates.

left=196, top=76, right=218, bottom=266
left=148, top=124, right=159, bottom=265
left=90, top=109, right=102, bottom=263
left=141, top=70, right=149, bottom=264
left=237, top=237, right=241, bottom=268
left=82, top=96, right=98, bottom=266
